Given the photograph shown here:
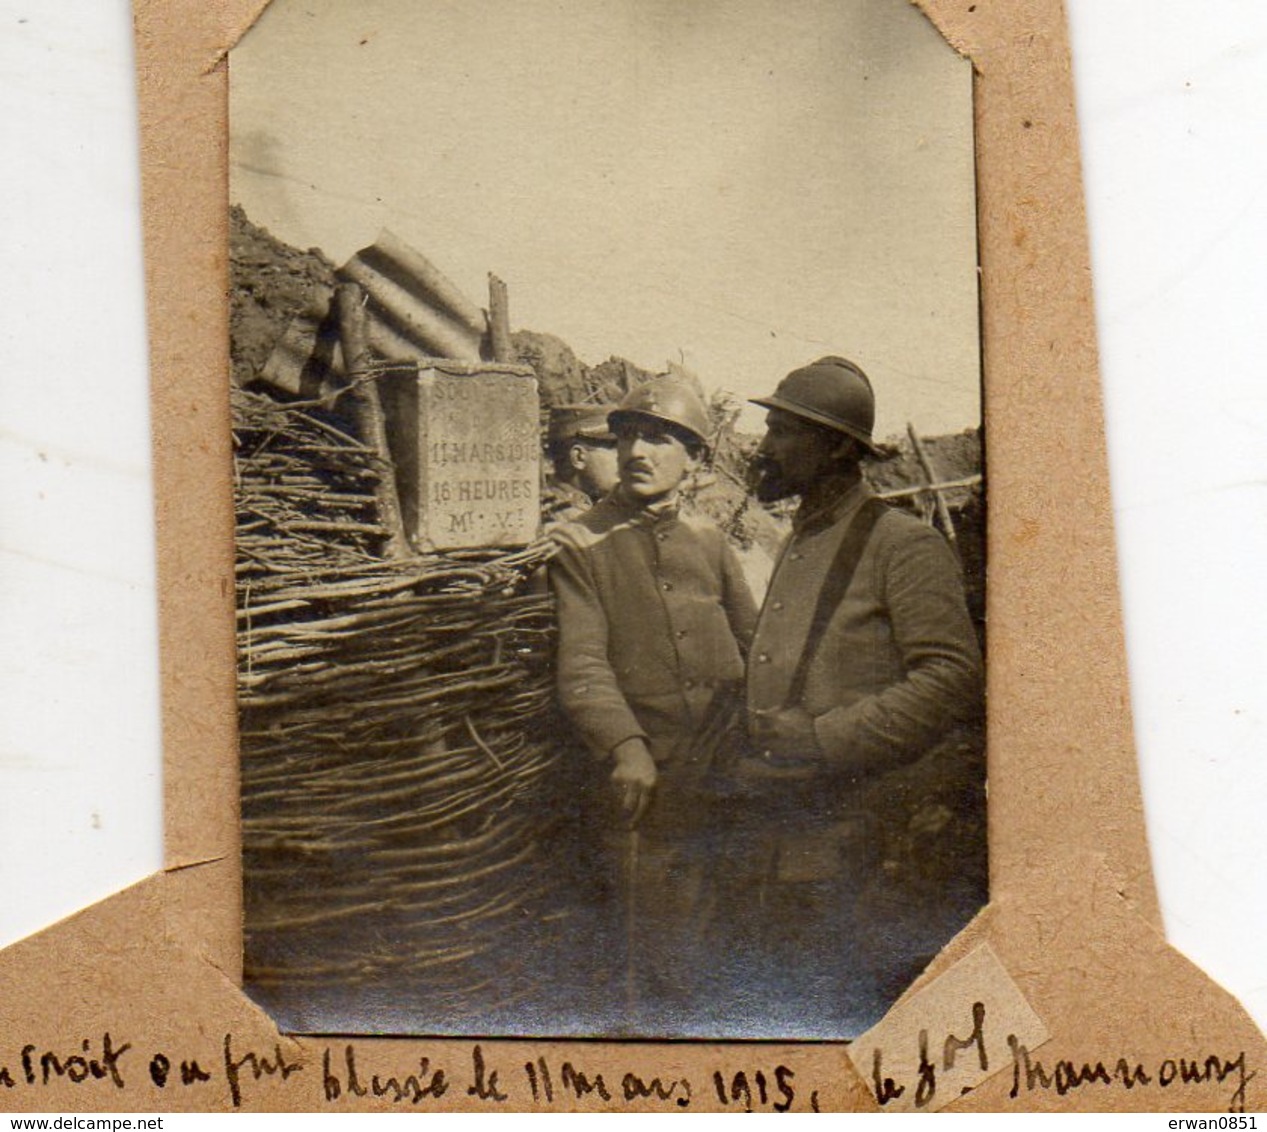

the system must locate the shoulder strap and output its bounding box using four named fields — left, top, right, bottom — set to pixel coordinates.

left=785, top=496, right=887, bottom=708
